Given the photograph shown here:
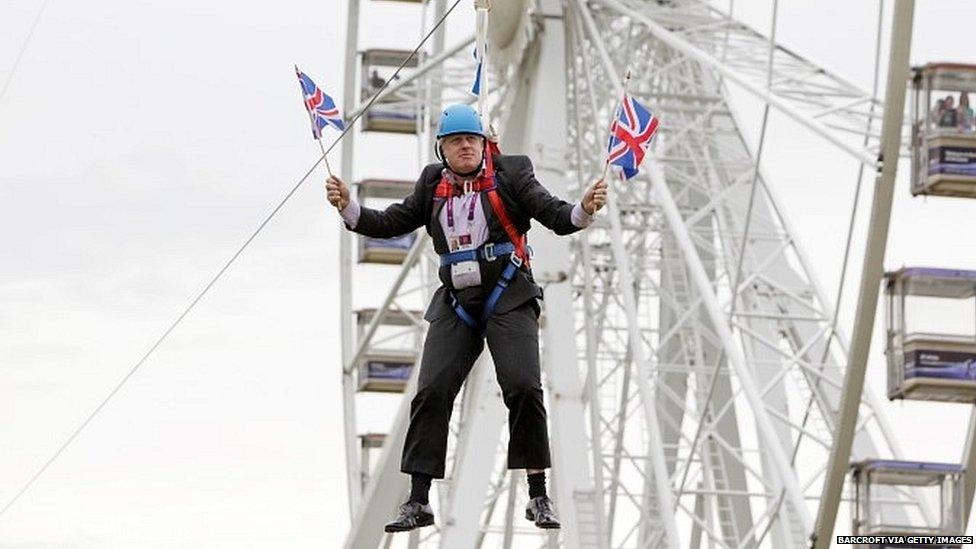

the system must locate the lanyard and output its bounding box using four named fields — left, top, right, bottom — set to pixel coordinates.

left=445, top=187, right=478, bottom=234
